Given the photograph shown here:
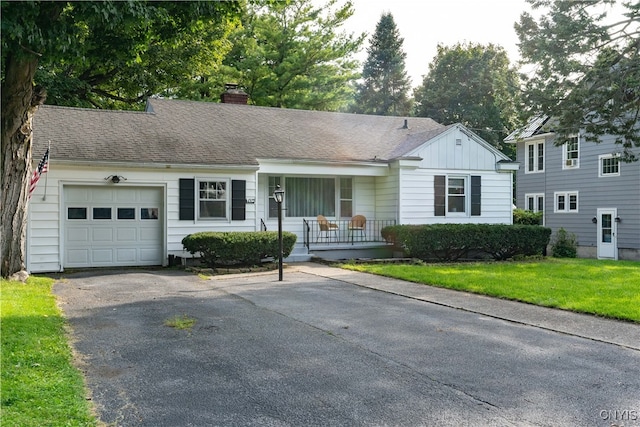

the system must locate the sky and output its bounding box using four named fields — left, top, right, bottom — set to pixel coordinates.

left=334, top=0, right=531, bottom=88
